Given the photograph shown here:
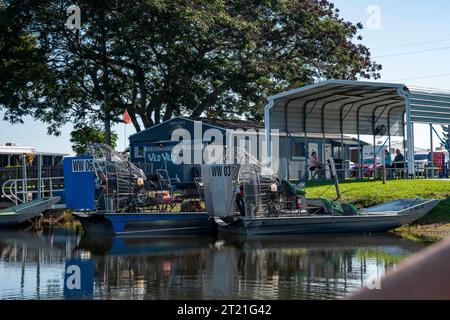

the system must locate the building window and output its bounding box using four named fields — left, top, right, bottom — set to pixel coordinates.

left=292, top=141, right=305, bottom=158
left=135, top=146, right=145, bottom=158
left=0, top=155, right=8, bottom=167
